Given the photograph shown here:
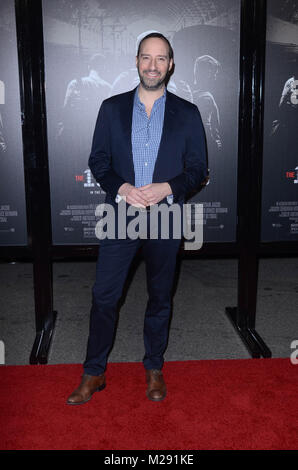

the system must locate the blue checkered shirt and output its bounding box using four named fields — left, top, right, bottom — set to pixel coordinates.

left=132, top=85, right=166, bottom=187
left=116, top=86, right=173, bottom=204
